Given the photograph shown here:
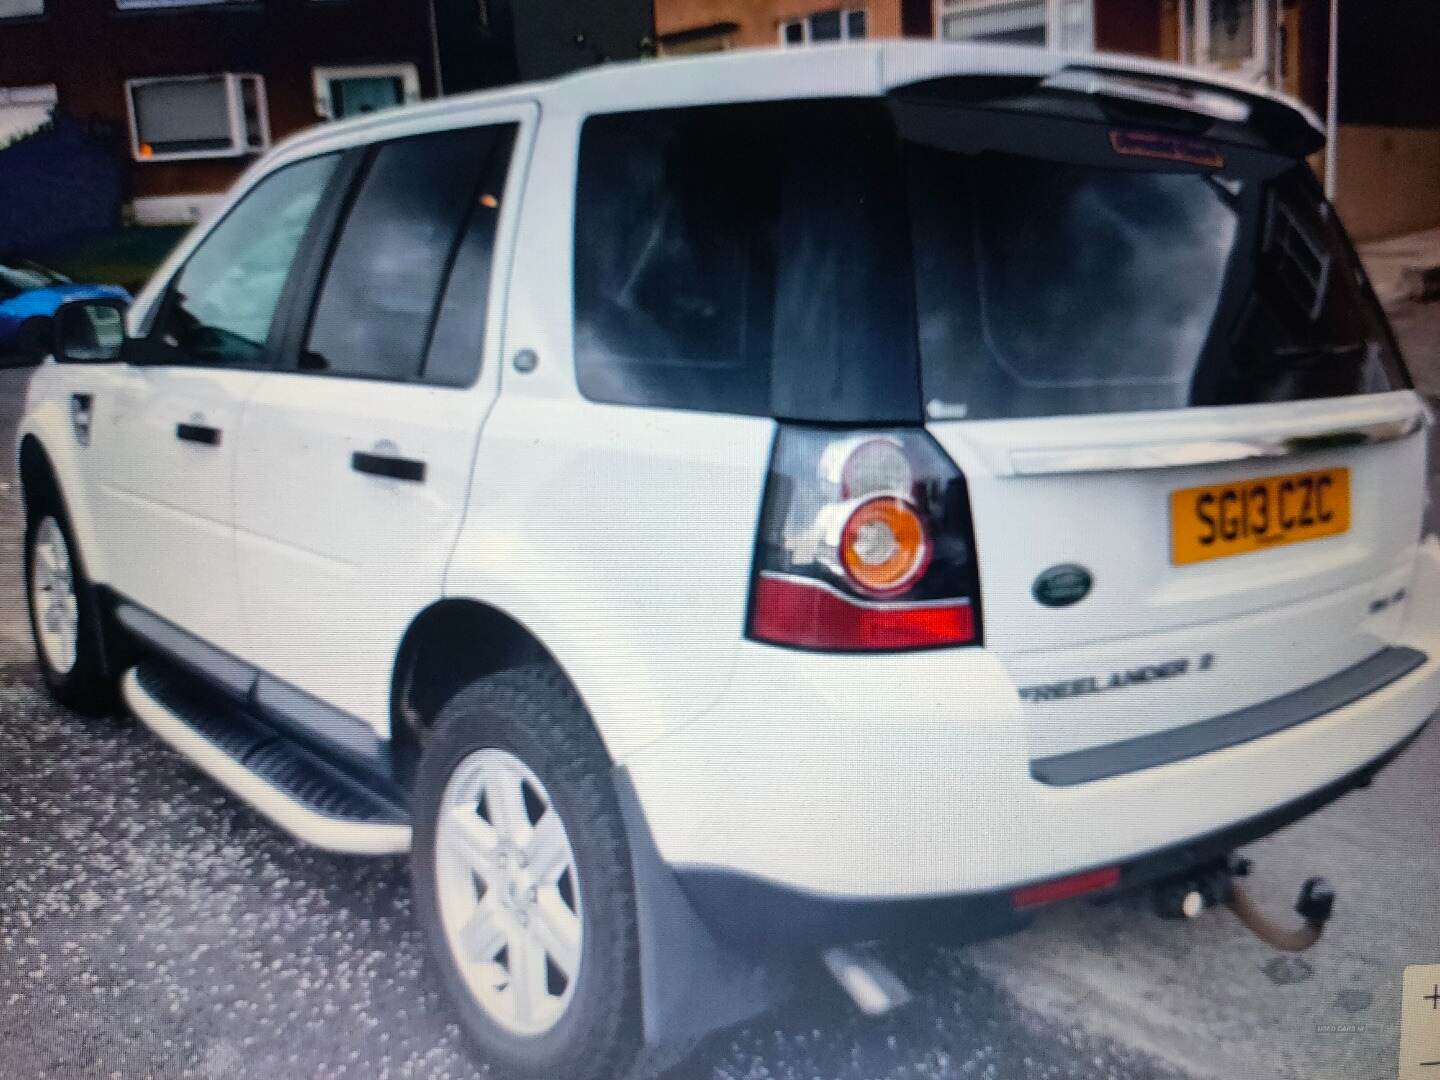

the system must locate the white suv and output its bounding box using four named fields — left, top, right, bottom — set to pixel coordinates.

left=19, top=43, right=1440, bottom=1080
